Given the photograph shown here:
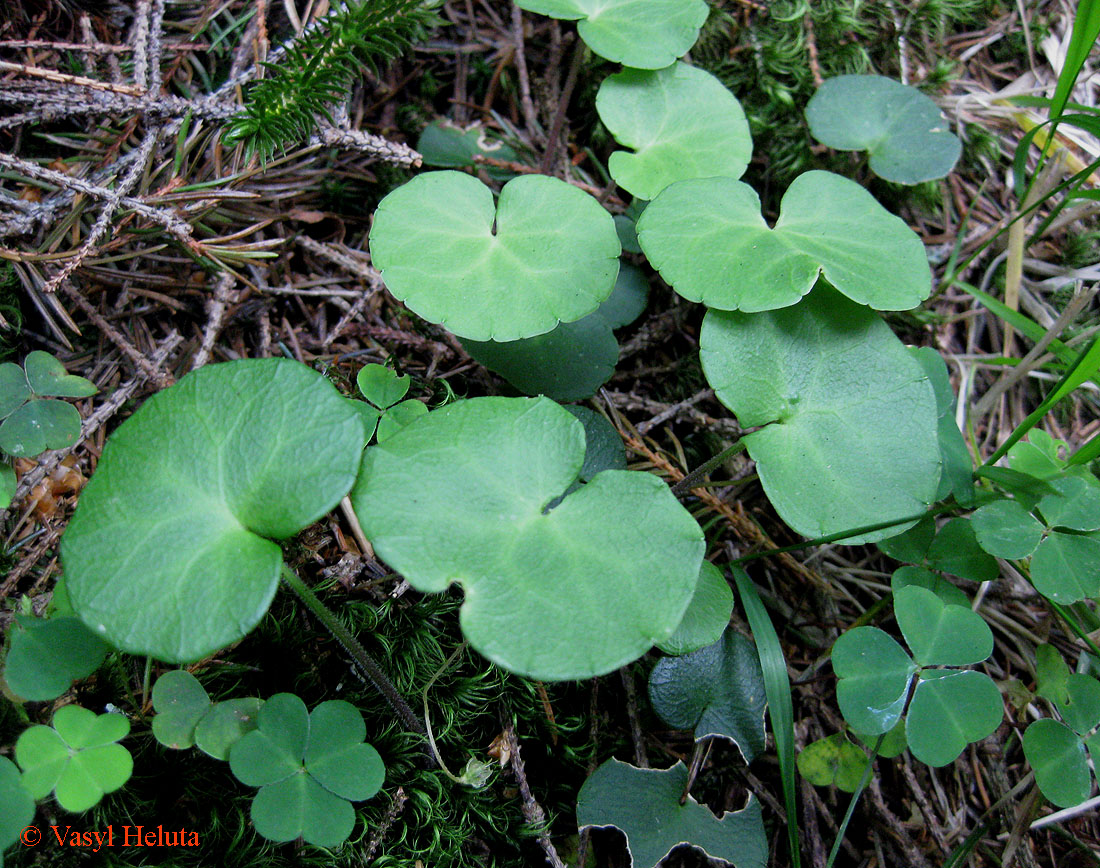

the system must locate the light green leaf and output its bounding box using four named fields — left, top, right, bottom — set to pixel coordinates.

left=61, top=359, right=365, bottom=663
left=576, top=759, right=767, bottom=868
left=906, top=670, right=1002, bottom=767
left=24, top=351, right=97, bottom=399
left=1030, top=531, right=1100, bottom=603
left=356, top=364, right=409, bottom=410
left=832, top=627, right=916, bottom=735
left=416, top=121, right=517, bottom=181
left=376, top=399, right=428, bottom=442
left=890, top=565, right=970, bottom=608
left=1023, top=718, right=1091, bottom=808
left=1055, top=674, right=1100, bottom=736
left=805, top=75, right=961, bottom=184
left=1035, top=643, right=1071, bottom=705
left=0, top=756, right=35, bottom=854
left=1038, top=476, right=1100, bottom=531
left=597, top=62, right=751, bottom=200
left=3, top=615, right=111, bottom=702
left=909, top=347, right=973, bottom=504
left=0, top=398, right=82, bottom=457
left=701, top=287, right=940, bottom=542
left=369, top=171, right=620, bottom=341
left=637, top=171, right=932, bottom=311
left=516, top=0, right=708, bottom=69
left=648, top=629, right=766, bottom=762
left=797, top=733, right=870, bottom=792
left=151, top=670, right=212, bottom=750
left=194, top=698, right=263, bottom=760
left=852, top=719, right=908, bottom=759
left=350, top=397, right=705, bottom=680
left=656, top=562, right=733, bottom=656
left=893, top=586, right=992, bottom=667
left=0, top=462, right=14, bottom=510
left=971, top=498, right=1044, bottom=559
left=0, top=363, right=30, bottom=418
